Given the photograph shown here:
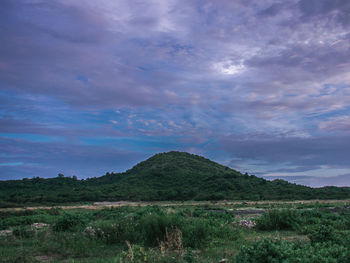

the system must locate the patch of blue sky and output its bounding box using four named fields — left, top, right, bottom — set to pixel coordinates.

left=0, top=162, right=23, bottom=166
left=109, top=108, right=166, bottom=125
left=0, top=91, right=77, bottom=124
left=79, top=135, right=186, bottom=152
left=84, top=109, right=126, bottom=124
left=125, top=41, right=188, bottom=72
left=305, top=106, right=350, bottom=121
left=76, top=75, right=89, bottom=83
left=0, top=133, right=64, bottom=143
left=7, top=92, right=104, bottom=129
left=309, top=83, right=347, bottom=98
